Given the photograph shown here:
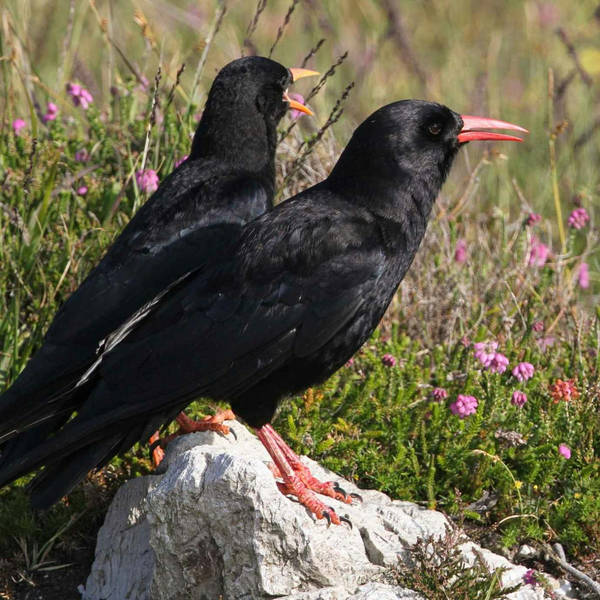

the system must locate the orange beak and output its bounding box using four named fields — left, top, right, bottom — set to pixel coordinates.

left=283, top=67, right=319, bottom=117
